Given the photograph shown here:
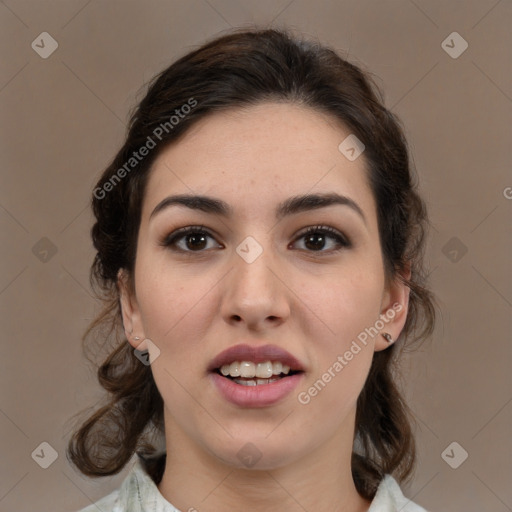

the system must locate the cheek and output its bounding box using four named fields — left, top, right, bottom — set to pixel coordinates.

left=134, top=259, right=216, bottom=420
left=136, top=249, right=189, bottom=321
left=299, top=262, right=384, bottom=347
left=295, top=281, right=378, bottom=425
left=294, top=261, right=384, bottom=405
left=134, top=255, right=219, bottom=363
